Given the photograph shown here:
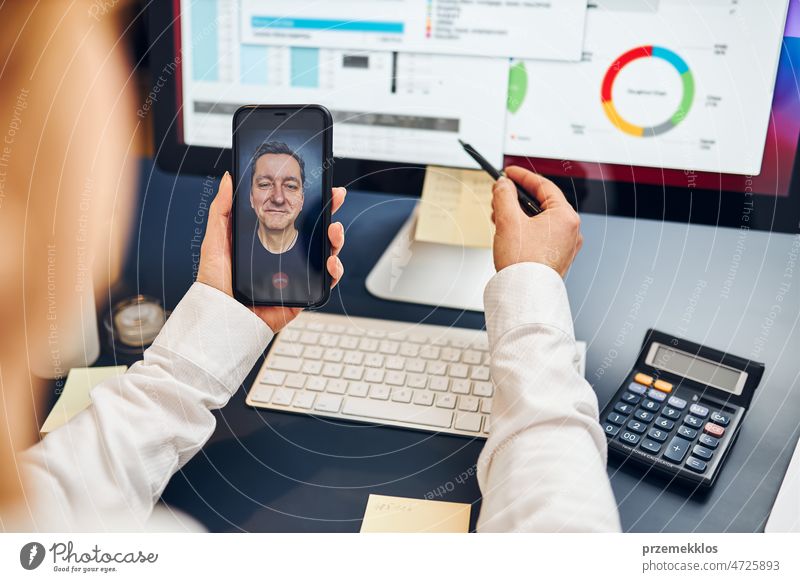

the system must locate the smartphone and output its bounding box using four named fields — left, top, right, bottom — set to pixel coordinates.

left=231, top=104, right=333, bottom=307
